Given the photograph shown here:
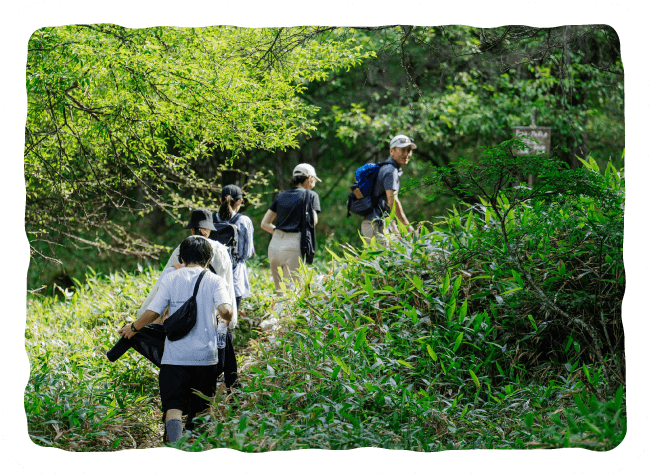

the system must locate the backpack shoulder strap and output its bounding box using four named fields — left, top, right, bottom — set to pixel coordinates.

left=208, top=264, right=216, bottom=274
left=193, top=269, right=208, bottom=298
